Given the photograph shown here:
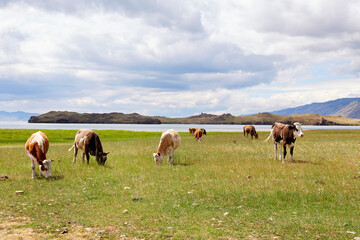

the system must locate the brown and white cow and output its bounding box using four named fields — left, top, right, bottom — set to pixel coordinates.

left=200, top=128, right=207, bottom=135
left=265, top=122, right=304, bottom=163
left=243, top=125, right=258, bottom=139
left=194, top=128, right=203, bottom=142
left=25, top=131, right=54, bottom=179
left=189, top=128, right=197, bottom=135
left=153, top=129, right=181, bottom=165
left=68, top=129, right=109, bottom=165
